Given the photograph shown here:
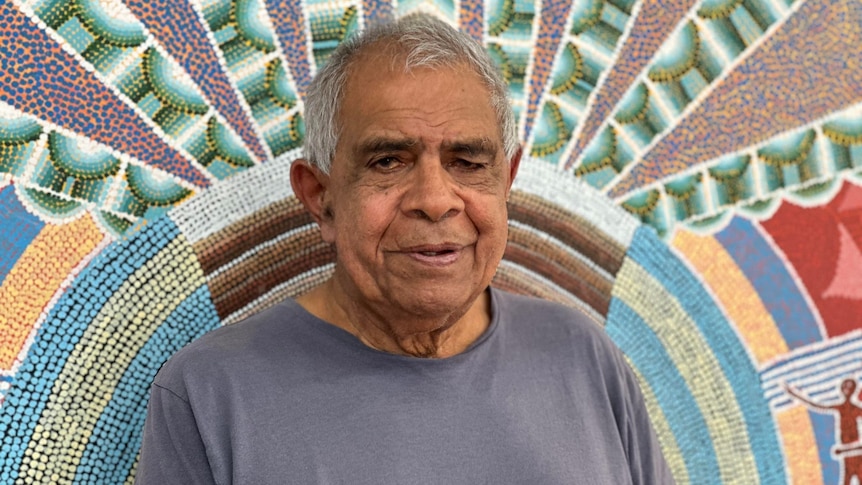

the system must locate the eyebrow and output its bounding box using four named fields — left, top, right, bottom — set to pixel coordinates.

left=354, top=136, right=500, bottom=159
left=355, top=137, right=418, bottom=157
left=442, top=138, right=499, bottom=159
